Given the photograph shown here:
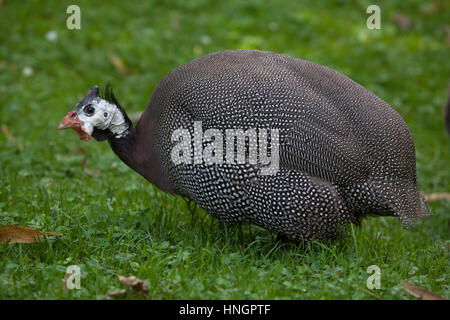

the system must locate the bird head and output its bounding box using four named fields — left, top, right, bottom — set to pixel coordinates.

left=59, top=85, right=130, bottom=141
